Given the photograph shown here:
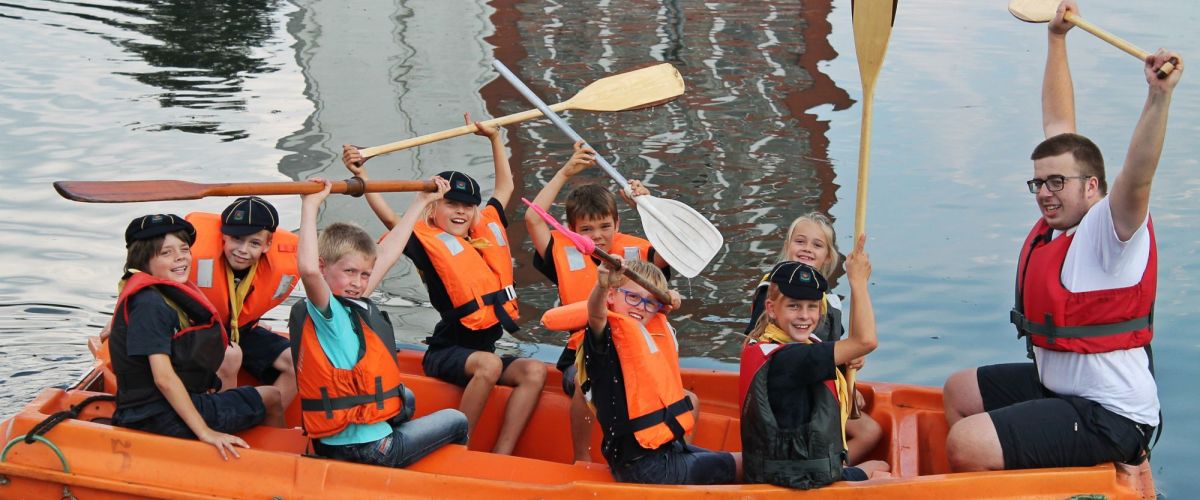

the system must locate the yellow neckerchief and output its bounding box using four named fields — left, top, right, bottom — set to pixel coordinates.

left=224, top=261, right=258, bottom=344
left=760, top=322, right=850, bottom=449
left=119, top=270, right=190, bottom=329
left=465, top=236, right=492, bottom=250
